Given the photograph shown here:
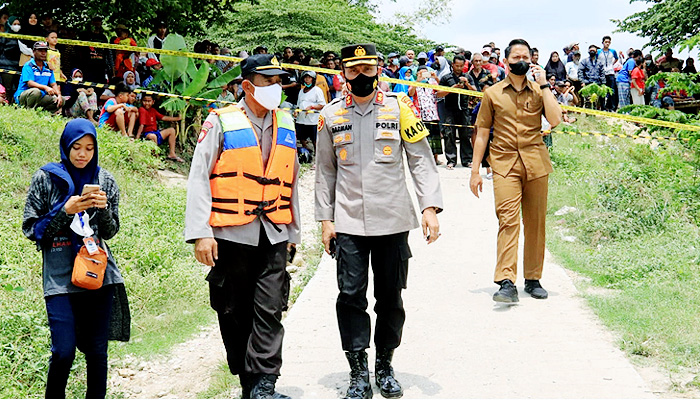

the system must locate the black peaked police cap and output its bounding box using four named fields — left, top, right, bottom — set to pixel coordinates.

left=241, top=54, right=288, bottom=77
left=341, top=44, right=378, bottom=67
